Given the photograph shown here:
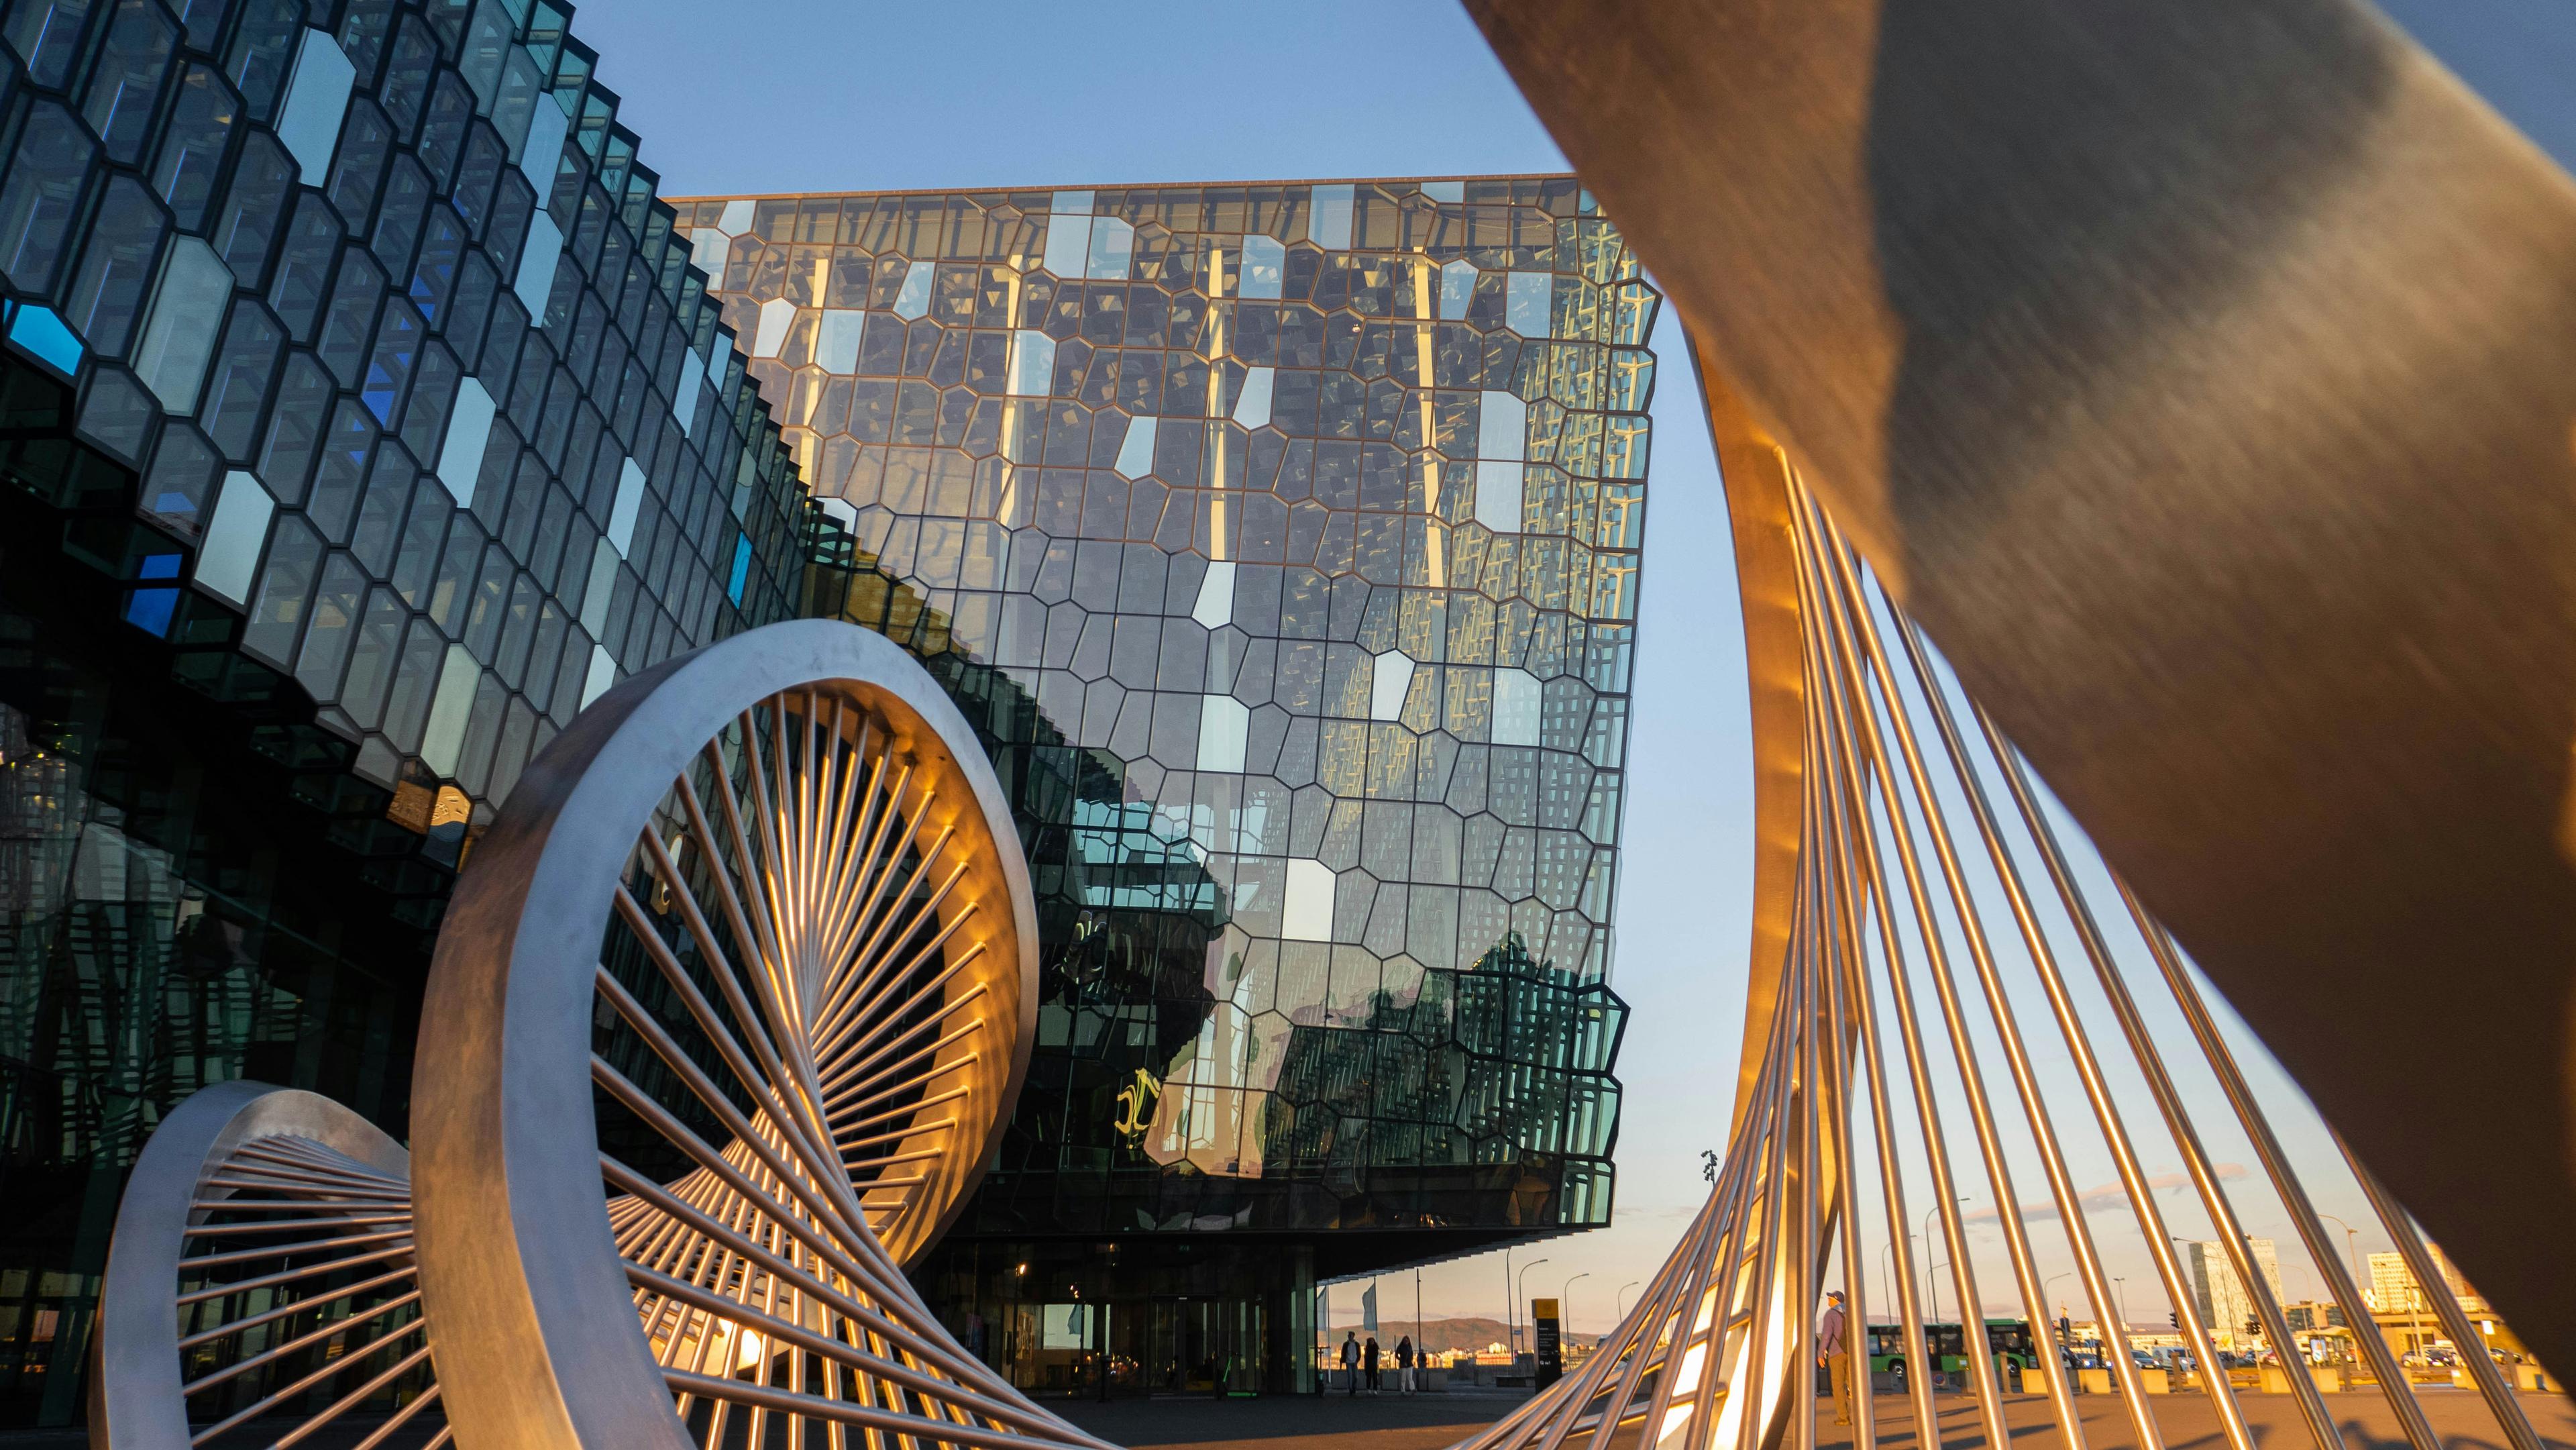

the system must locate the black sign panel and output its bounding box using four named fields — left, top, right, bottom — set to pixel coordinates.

left=1533, top=1298, right=1562, bottom=1389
